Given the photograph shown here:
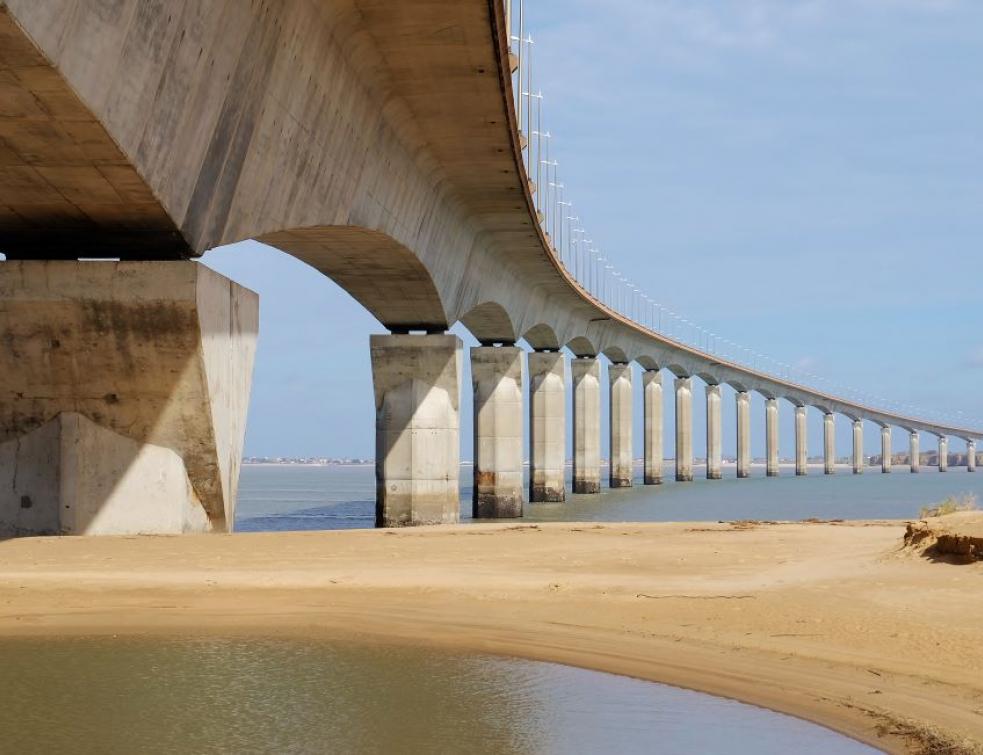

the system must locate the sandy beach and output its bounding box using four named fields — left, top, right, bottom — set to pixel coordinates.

left=1, top=520, right=981, bottom=754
